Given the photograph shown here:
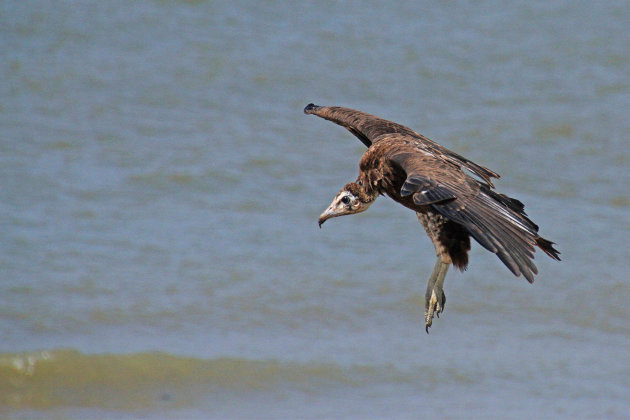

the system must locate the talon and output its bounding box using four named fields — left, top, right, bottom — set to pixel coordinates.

left=425, top=313, right=437, bottom=331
